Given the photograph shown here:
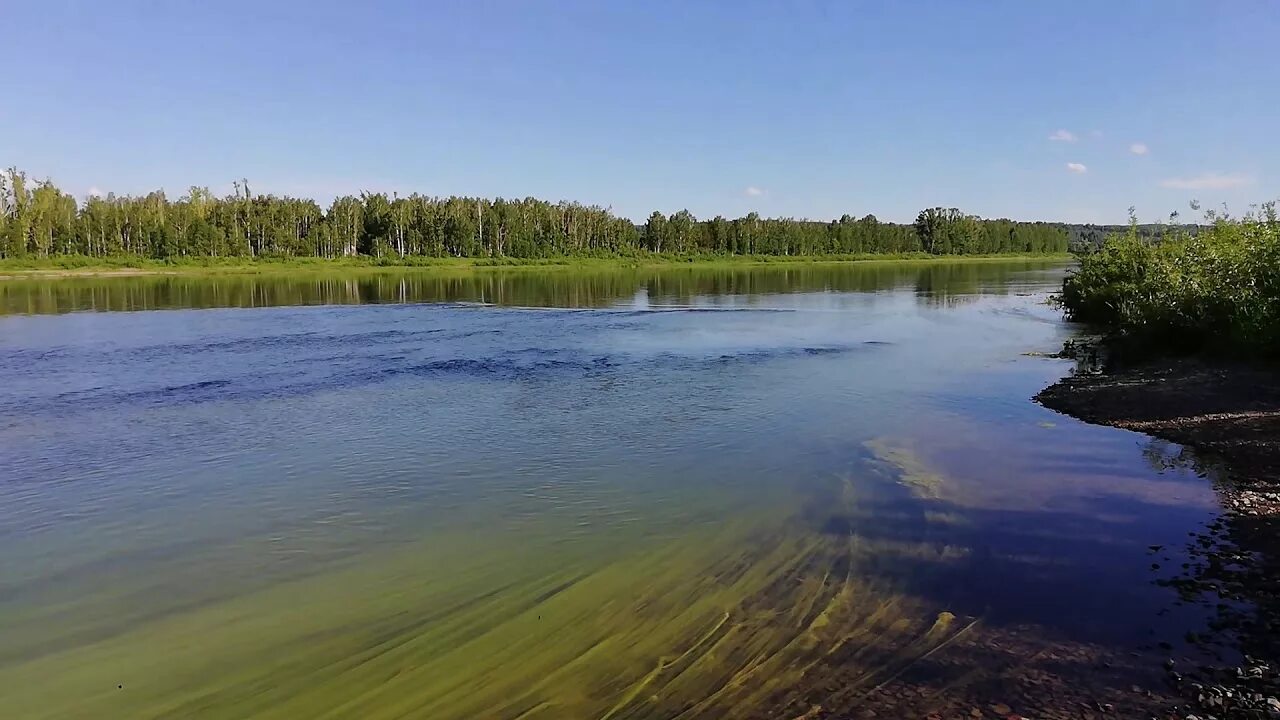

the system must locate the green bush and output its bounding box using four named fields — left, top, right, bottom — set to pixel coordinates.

left=1060, top=203, right=1280, bottom=355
